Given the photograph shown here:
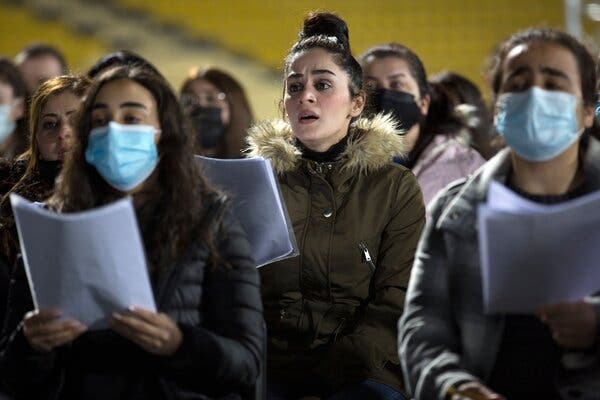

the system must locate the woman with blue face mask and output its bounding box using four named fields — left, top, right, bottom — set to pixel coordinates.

left=0, top=66, right=264, bottom=400
left=399, top=28, right=600, bottom=400
left=0, top=58, right=26, bottom=162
